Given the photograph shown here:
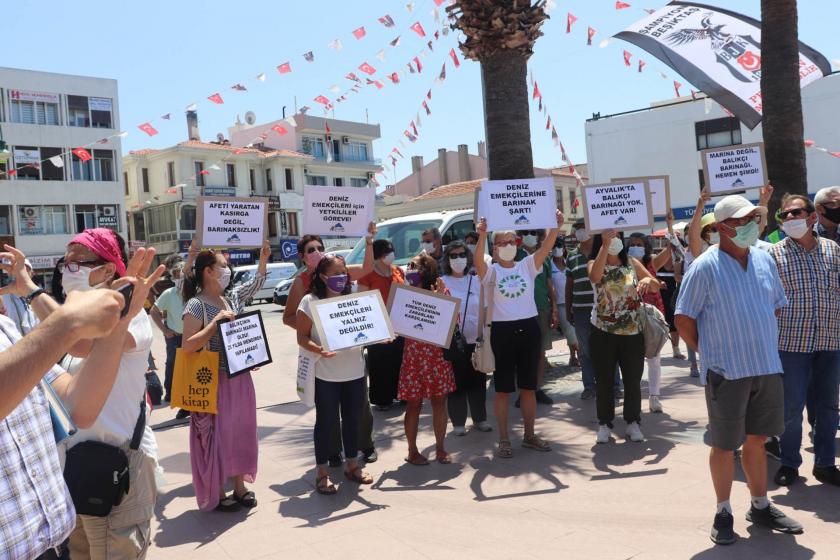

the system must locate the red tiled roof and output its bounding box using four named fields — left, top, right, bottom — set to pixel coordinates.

left=128, top=149, right=159, bottom=156
left=412, top=178, right=484, bottom=201
left=177, top=140, right=310, bottom=159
